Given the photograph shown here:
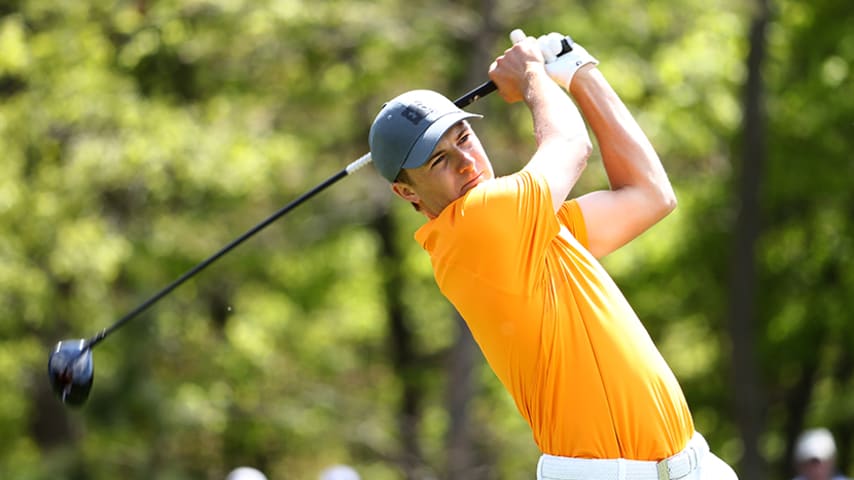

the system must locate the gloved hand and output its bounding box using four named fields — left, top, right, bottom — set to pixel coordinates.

left=540, top=32, right=599, bottom=90
left=509, top=29, right=599, bottom=90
